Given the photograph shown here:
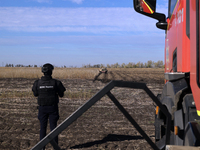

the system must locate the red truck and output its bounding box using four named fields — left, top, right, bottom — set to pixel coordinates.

left=134, top=0, right=200, bottom=149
